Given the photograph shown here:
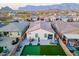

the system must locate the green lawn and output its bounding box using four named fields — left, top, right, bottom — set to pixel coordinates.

left=0, top=47, right=3, bottom=53
left=40, top=45, right=66, bottom=55
left=21, top=45, right=66, bottom=56
left=21, top=45, right=40, bottom=56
